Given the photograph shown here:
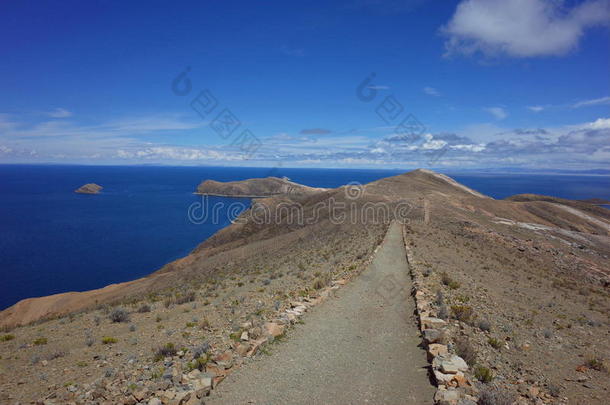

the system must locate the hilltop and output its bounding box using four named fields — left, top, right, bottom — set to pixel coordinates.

left=0, top=169, right=609, bottom=404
